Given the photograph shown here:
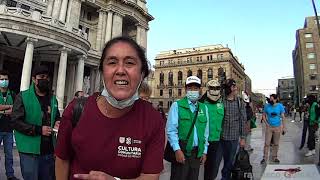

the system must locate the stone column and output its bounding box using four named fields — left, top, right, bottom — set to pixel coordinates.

left=95, top=69, right=101, bottom=92
left=89, top=68, right=96, bottom=94
left=59, top=0, right=69, bottom=22
left=20, top=38, right=37, bottom=91
left=66, top=62, right=76, bottom=103
left=46, top=0, right=54, bottom=16
left=52, top=0, right=62, bottom=19
left=52, top=61, right=59, bottom=94
left=68, top=0, right=81, bottom=29
left=105, top=11, right=113, bottom=43
left=141, top=27, right=147, bottom=49
left=136, top=25, right=142, bottom=45
left=111, top=13, right=123, bottom=38
left=56, top=47, right=70, bottom=110
left=75, top=55, right=86, bottom=91
left=65, top=0, right=73, bottom=24
left=96, top=10, right=105, bottom=50
left=100, top=11, right=107, bottom=49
